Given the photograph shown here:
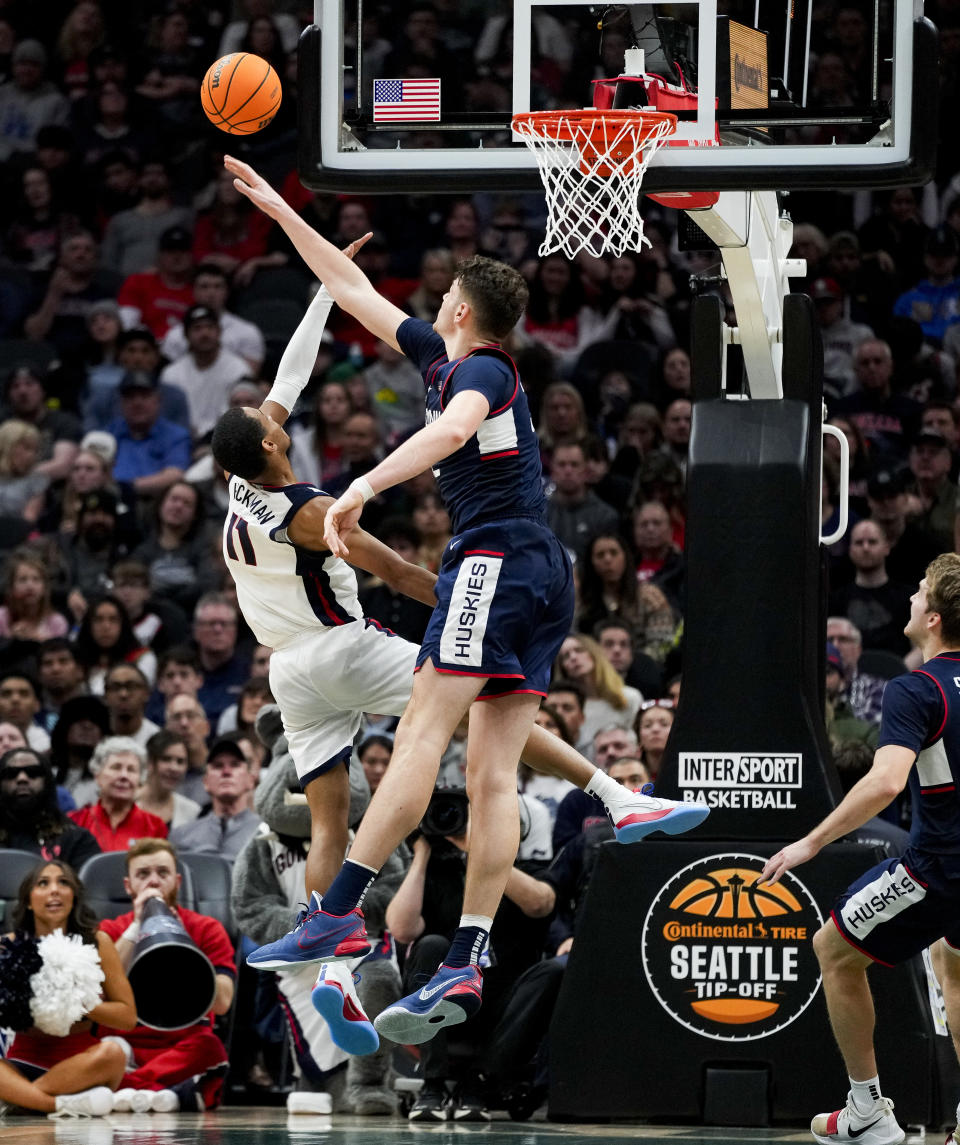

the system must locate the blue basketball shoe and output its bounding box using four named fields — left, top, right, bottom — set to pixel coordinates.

left=612, top=783, right=710, bottom=843
left=374, top=963, right=482, bottom=1046
left=311, top=962, right=379, bottom=1056
left=246, top=891, right=371, bottom=970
